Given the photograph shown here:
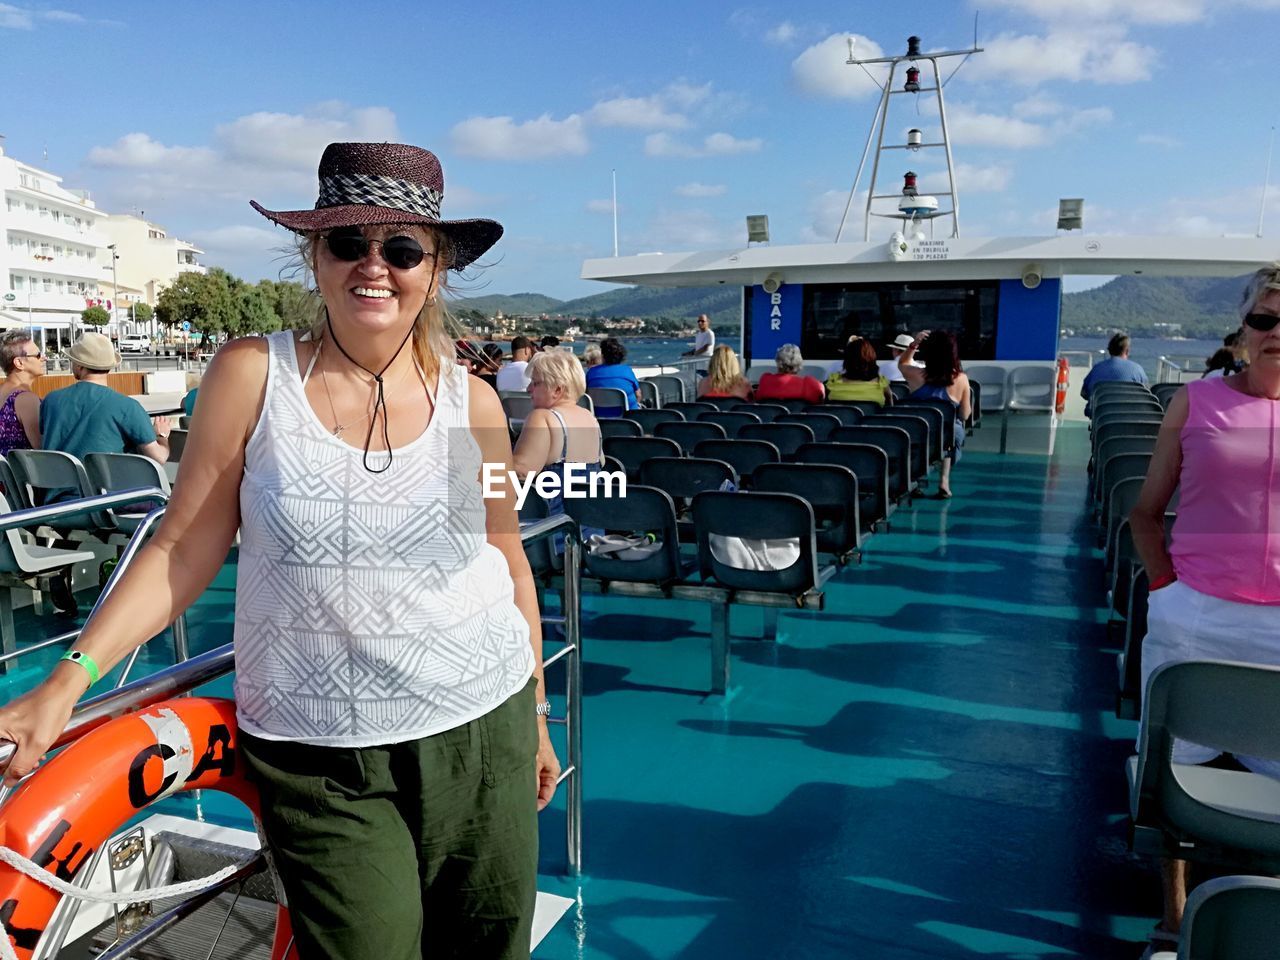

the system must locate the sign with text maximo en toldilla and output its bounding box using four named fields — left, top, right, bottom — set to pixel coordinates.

left=750, top=283, right=801, bottom=360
